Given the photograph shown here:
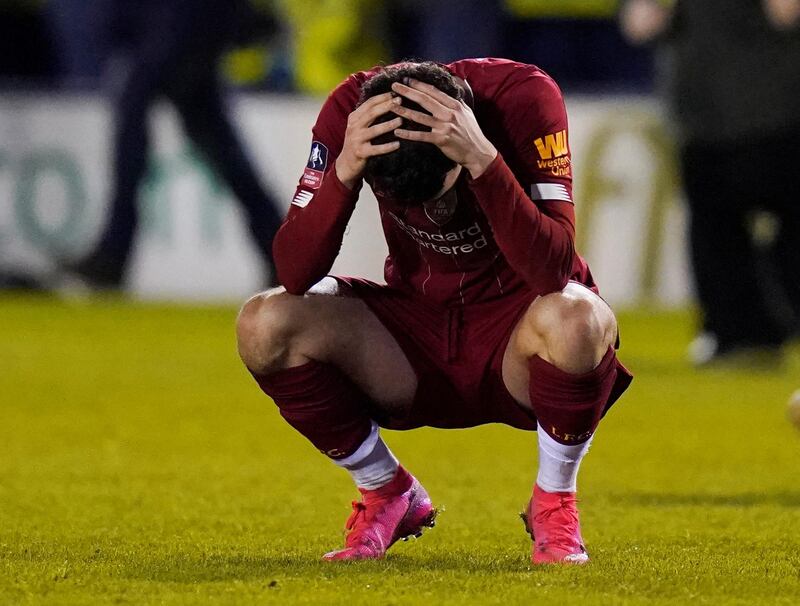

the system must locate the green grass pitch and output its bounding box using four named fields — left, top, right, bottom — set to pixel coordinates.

left=1, top=295, right=799, bottom=605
